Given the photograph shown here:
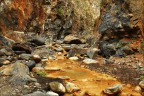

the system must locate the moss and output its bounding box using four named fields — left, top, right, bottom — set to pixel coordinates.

left=36, top=70, right=47, bottom=77
left=57, top=7, right=64, bottom=15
